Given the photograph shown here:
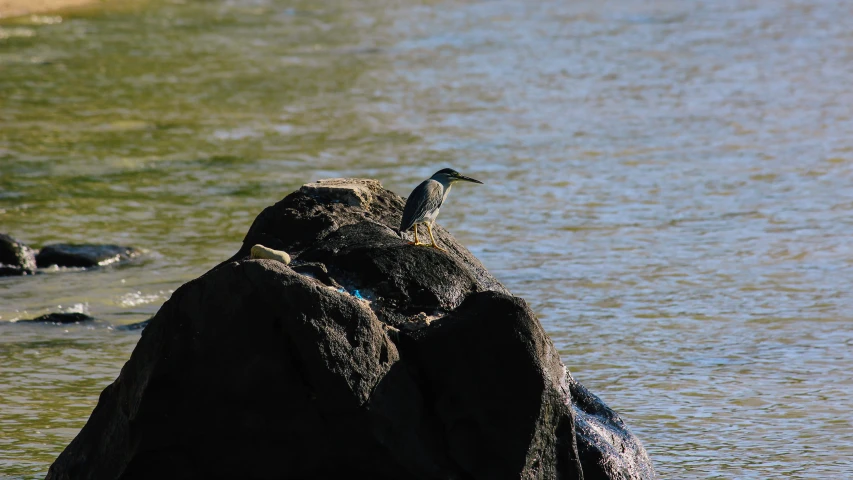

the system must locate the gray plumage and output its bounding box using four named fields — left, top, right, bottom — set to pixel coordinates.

left=400, top=179, right=445, bottom=233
